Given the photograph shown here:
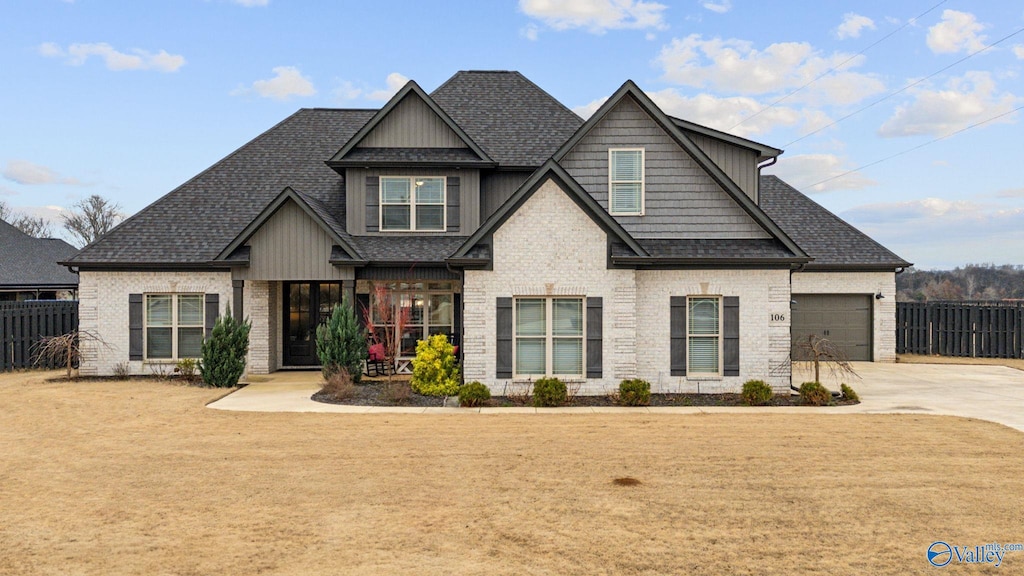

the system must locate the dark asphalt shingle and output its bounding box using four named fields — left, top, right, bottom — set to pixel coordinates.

left=612, top=238, right=798, bottom=260
left=0, top=220, right=79, bottom=288
left=356, top=236, right=468, bottom=263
